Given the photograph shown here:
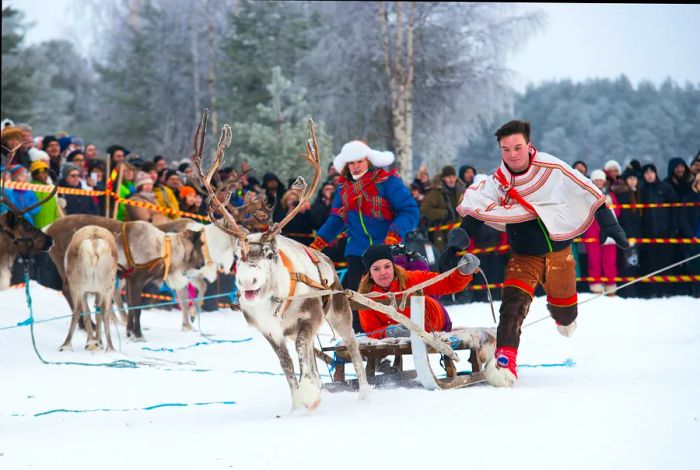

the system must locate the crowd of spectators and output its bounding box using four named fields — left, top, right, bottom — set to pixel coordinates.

left=1, top=118, right=699, bottom=299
